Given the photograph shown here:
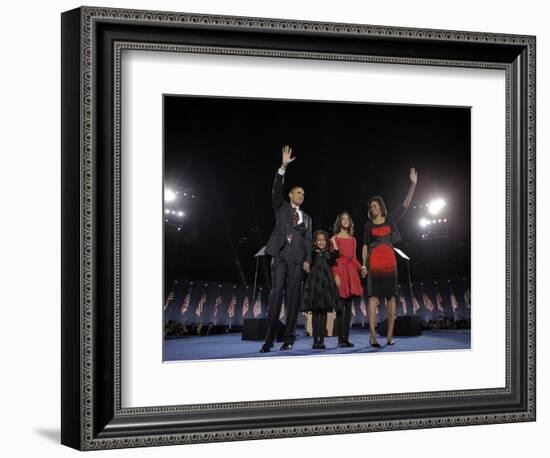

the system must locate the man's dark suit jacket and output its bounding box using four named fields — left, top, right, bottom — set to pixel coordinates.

left=265, top=171, right=312, bottom=265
